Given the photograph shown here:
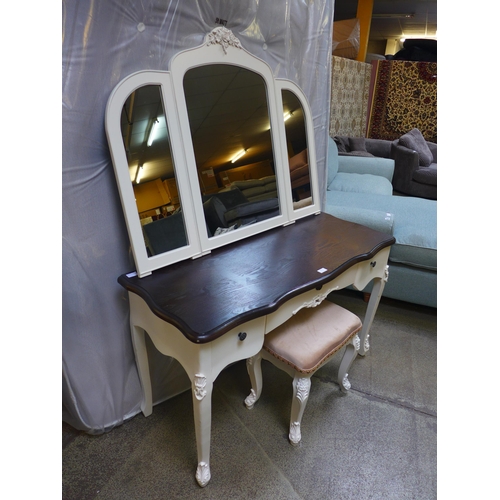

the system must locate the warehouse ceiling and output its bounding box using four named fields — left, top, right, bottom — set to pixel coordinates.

left=334, top=0, right=437, bottom=43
